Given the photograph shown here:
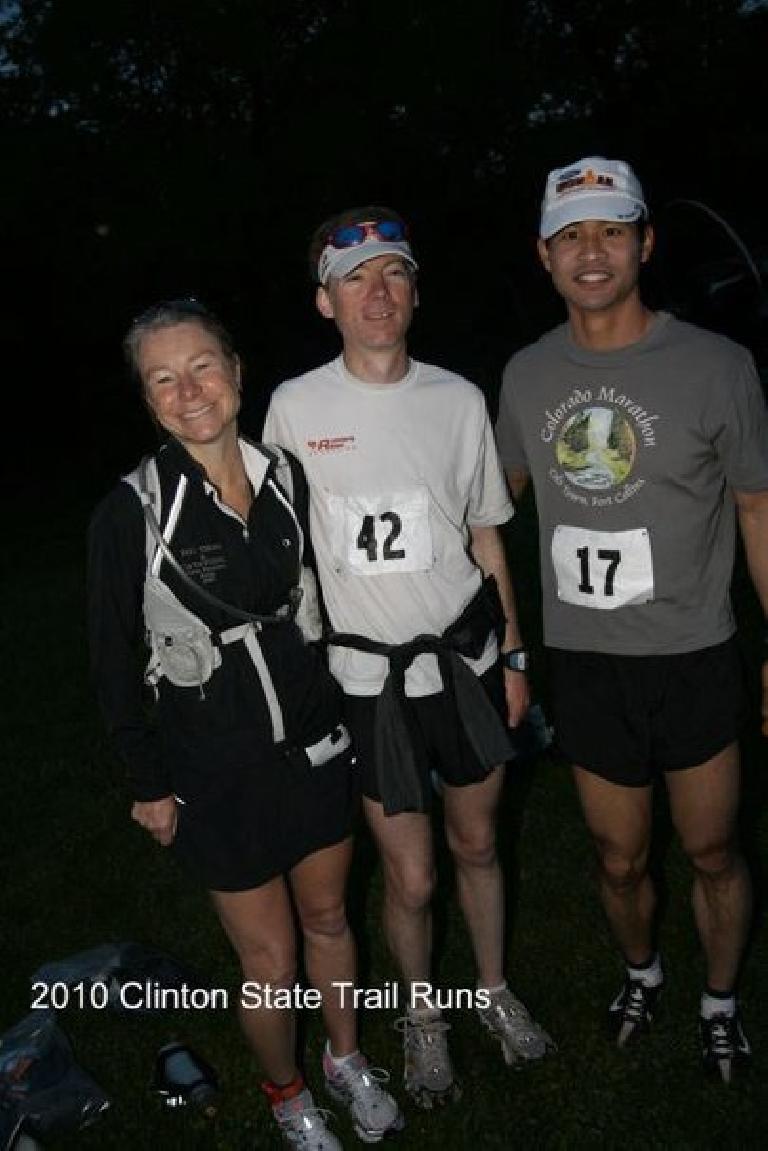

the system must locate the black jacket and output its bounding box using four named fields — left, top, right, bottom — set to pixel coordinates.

left=87, top=436, right=341, bottom=802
